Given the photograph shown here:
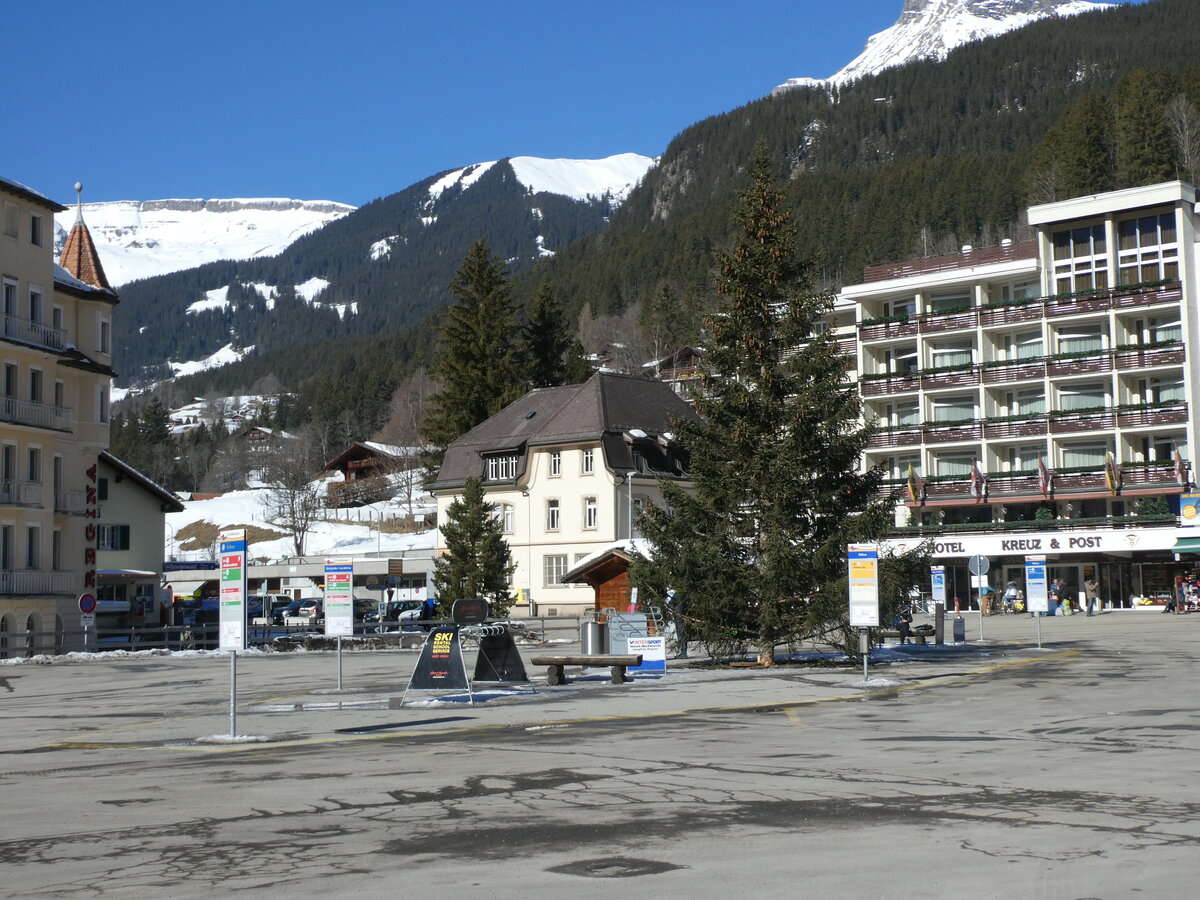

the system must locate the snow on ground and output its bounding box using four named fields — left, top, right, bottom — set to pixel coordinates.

left=168, top=478, right=436, bottom=563
left=185, top=285, right=231, bottom=315
left=508, top=154, right=654, bottom=203
left=169, top=343, right=253, bottom=378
